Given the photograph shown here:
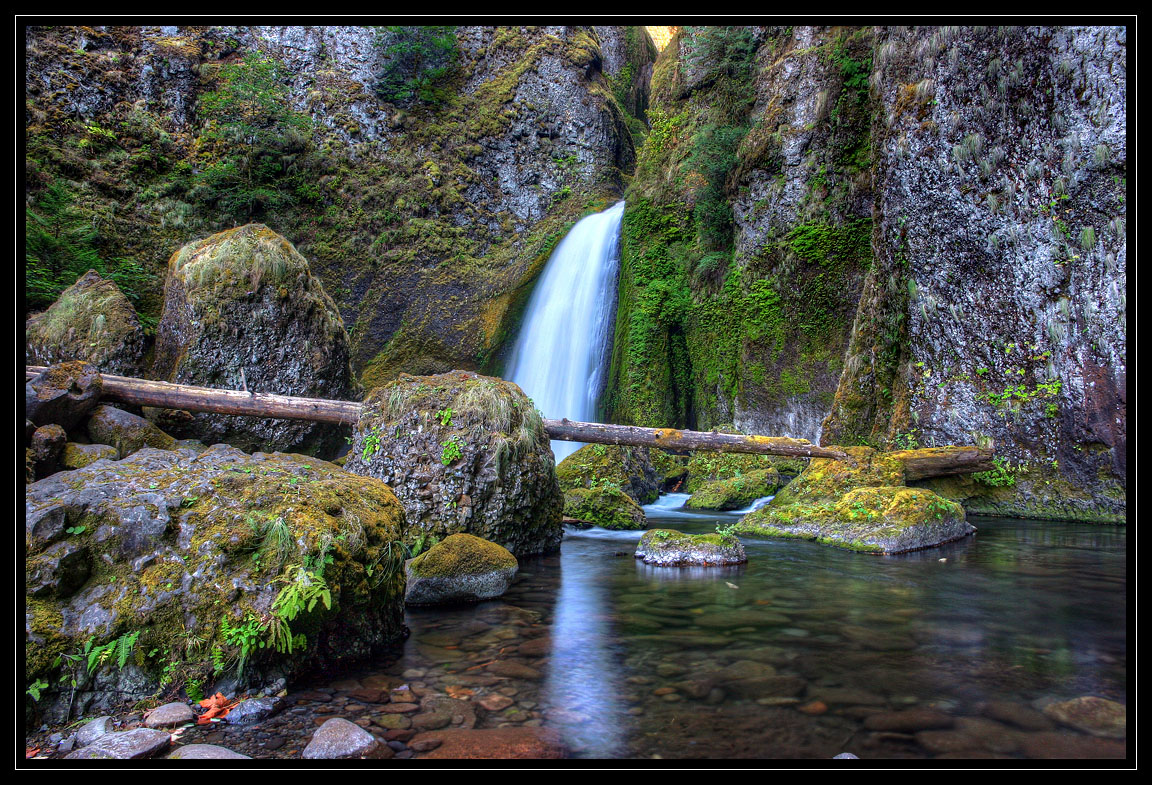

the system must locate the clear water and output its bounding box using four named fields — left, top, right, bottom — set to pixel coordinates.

left=504, top=202, right=625, bottom=463
left=332, top=506, right=1127, bottom=759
